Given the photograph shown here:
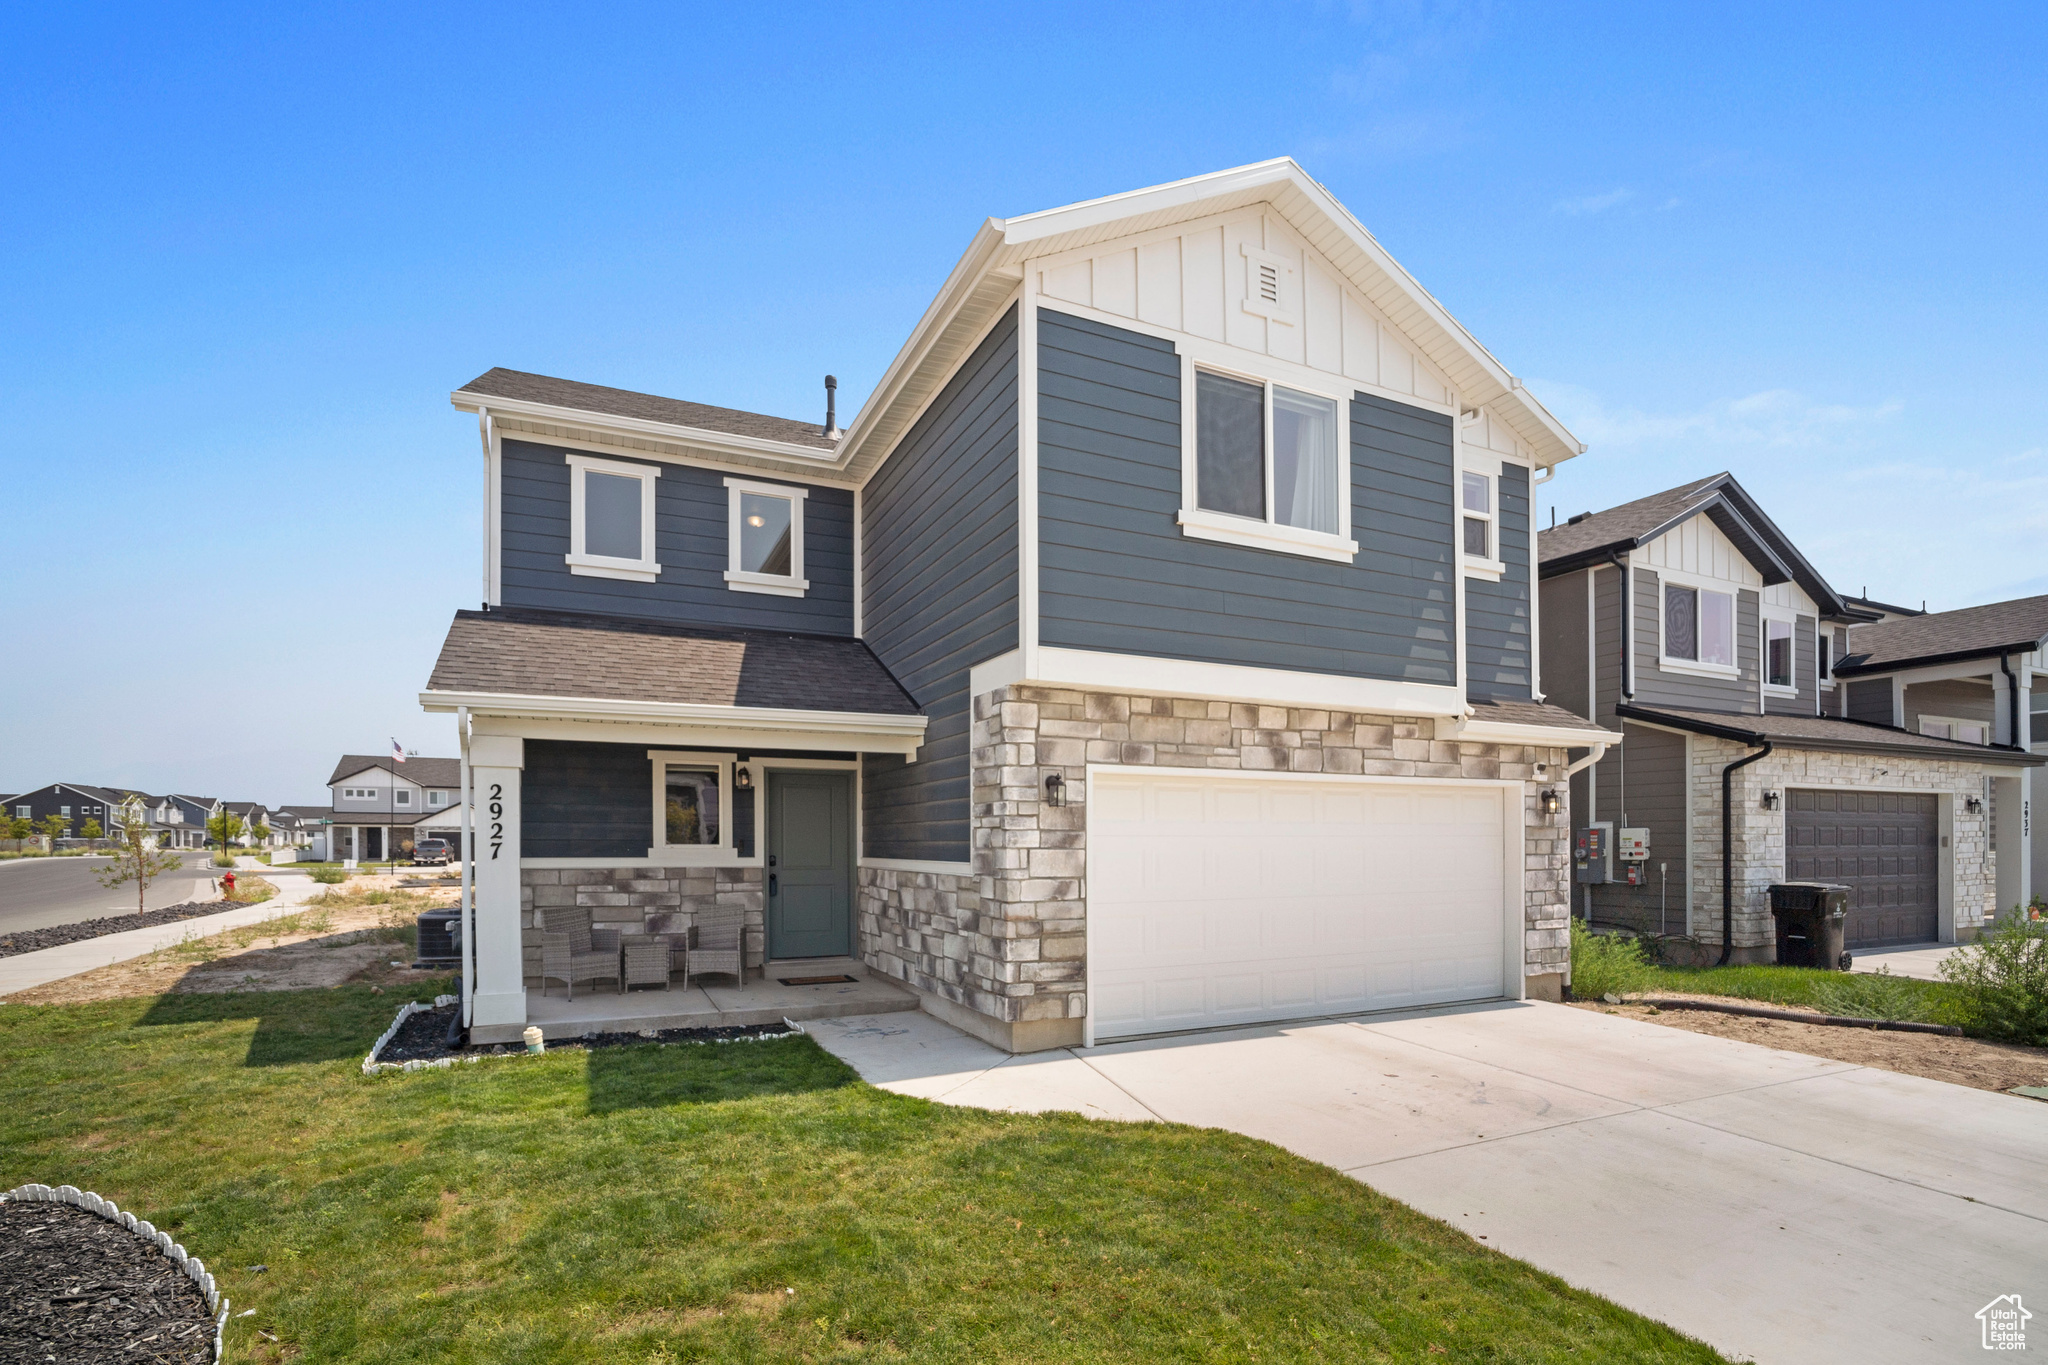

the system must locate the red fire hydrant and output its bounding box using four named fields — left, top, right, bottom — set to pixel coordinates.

left=222, top=870, right=237, bottom=901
